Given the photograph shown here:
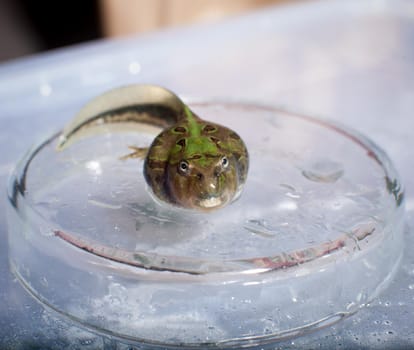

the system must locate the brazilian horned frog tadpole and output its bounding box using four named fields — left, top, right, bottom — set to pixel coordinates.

left=57, top=85, right=249, bottom=211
